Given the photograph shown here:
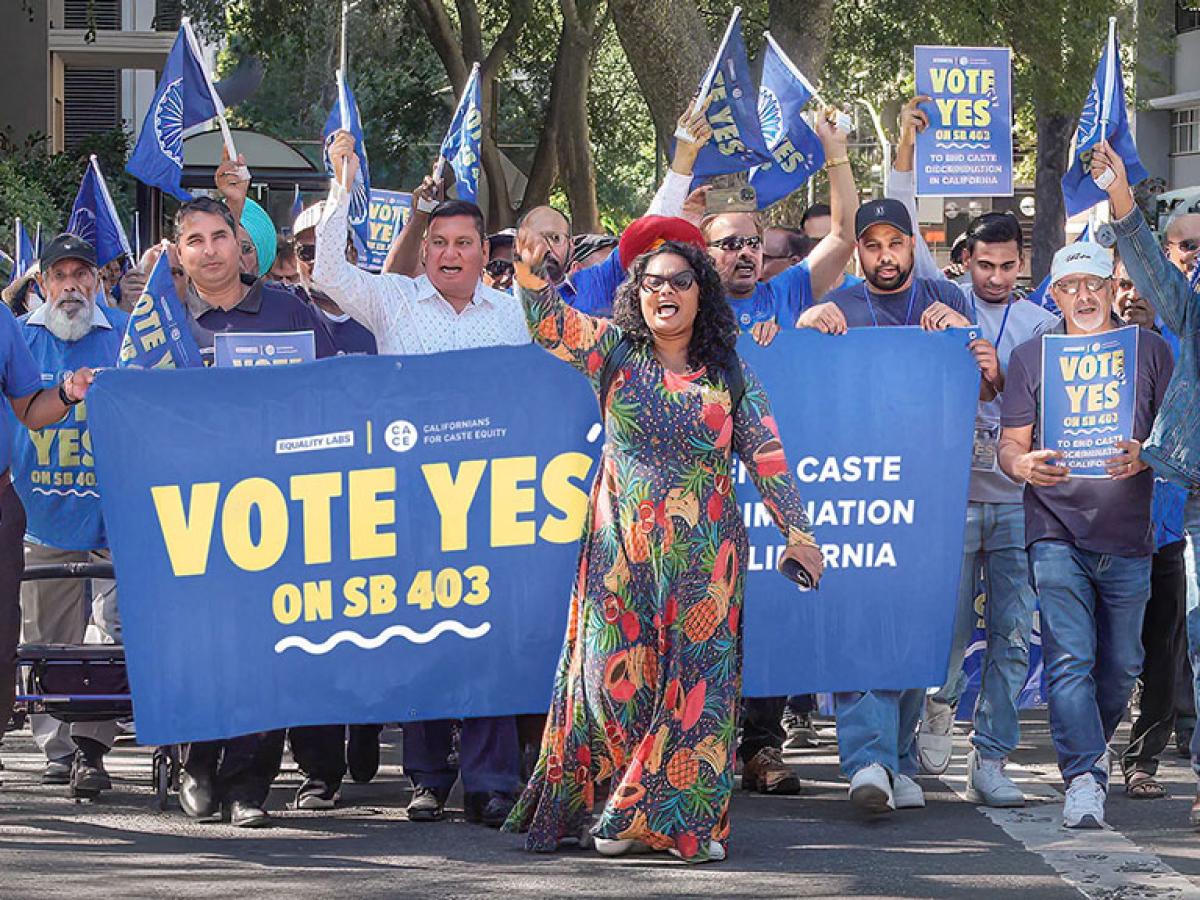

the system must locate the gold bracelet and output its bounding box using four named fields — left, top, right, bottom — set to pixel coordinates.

left=824, top=156, right=850, bottom=170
